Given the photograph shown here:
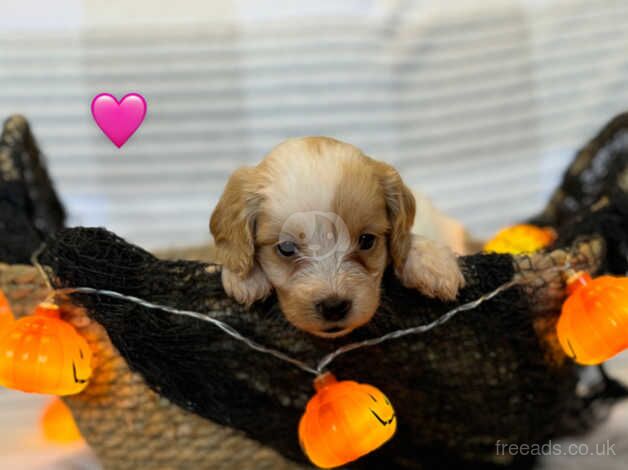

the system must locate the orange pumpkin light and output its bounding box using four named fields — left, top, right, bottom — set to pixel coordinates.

left=0, top=302, right=92, bottom=395
left=557, top=272, right=628, bottom=365
left=298, top=373, right=396, bottom=468
left=0, top=290, right=14, bottom=332
left=484, top=224, right=556, bottom=254
left=41, top=397, right=83, bottom=444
